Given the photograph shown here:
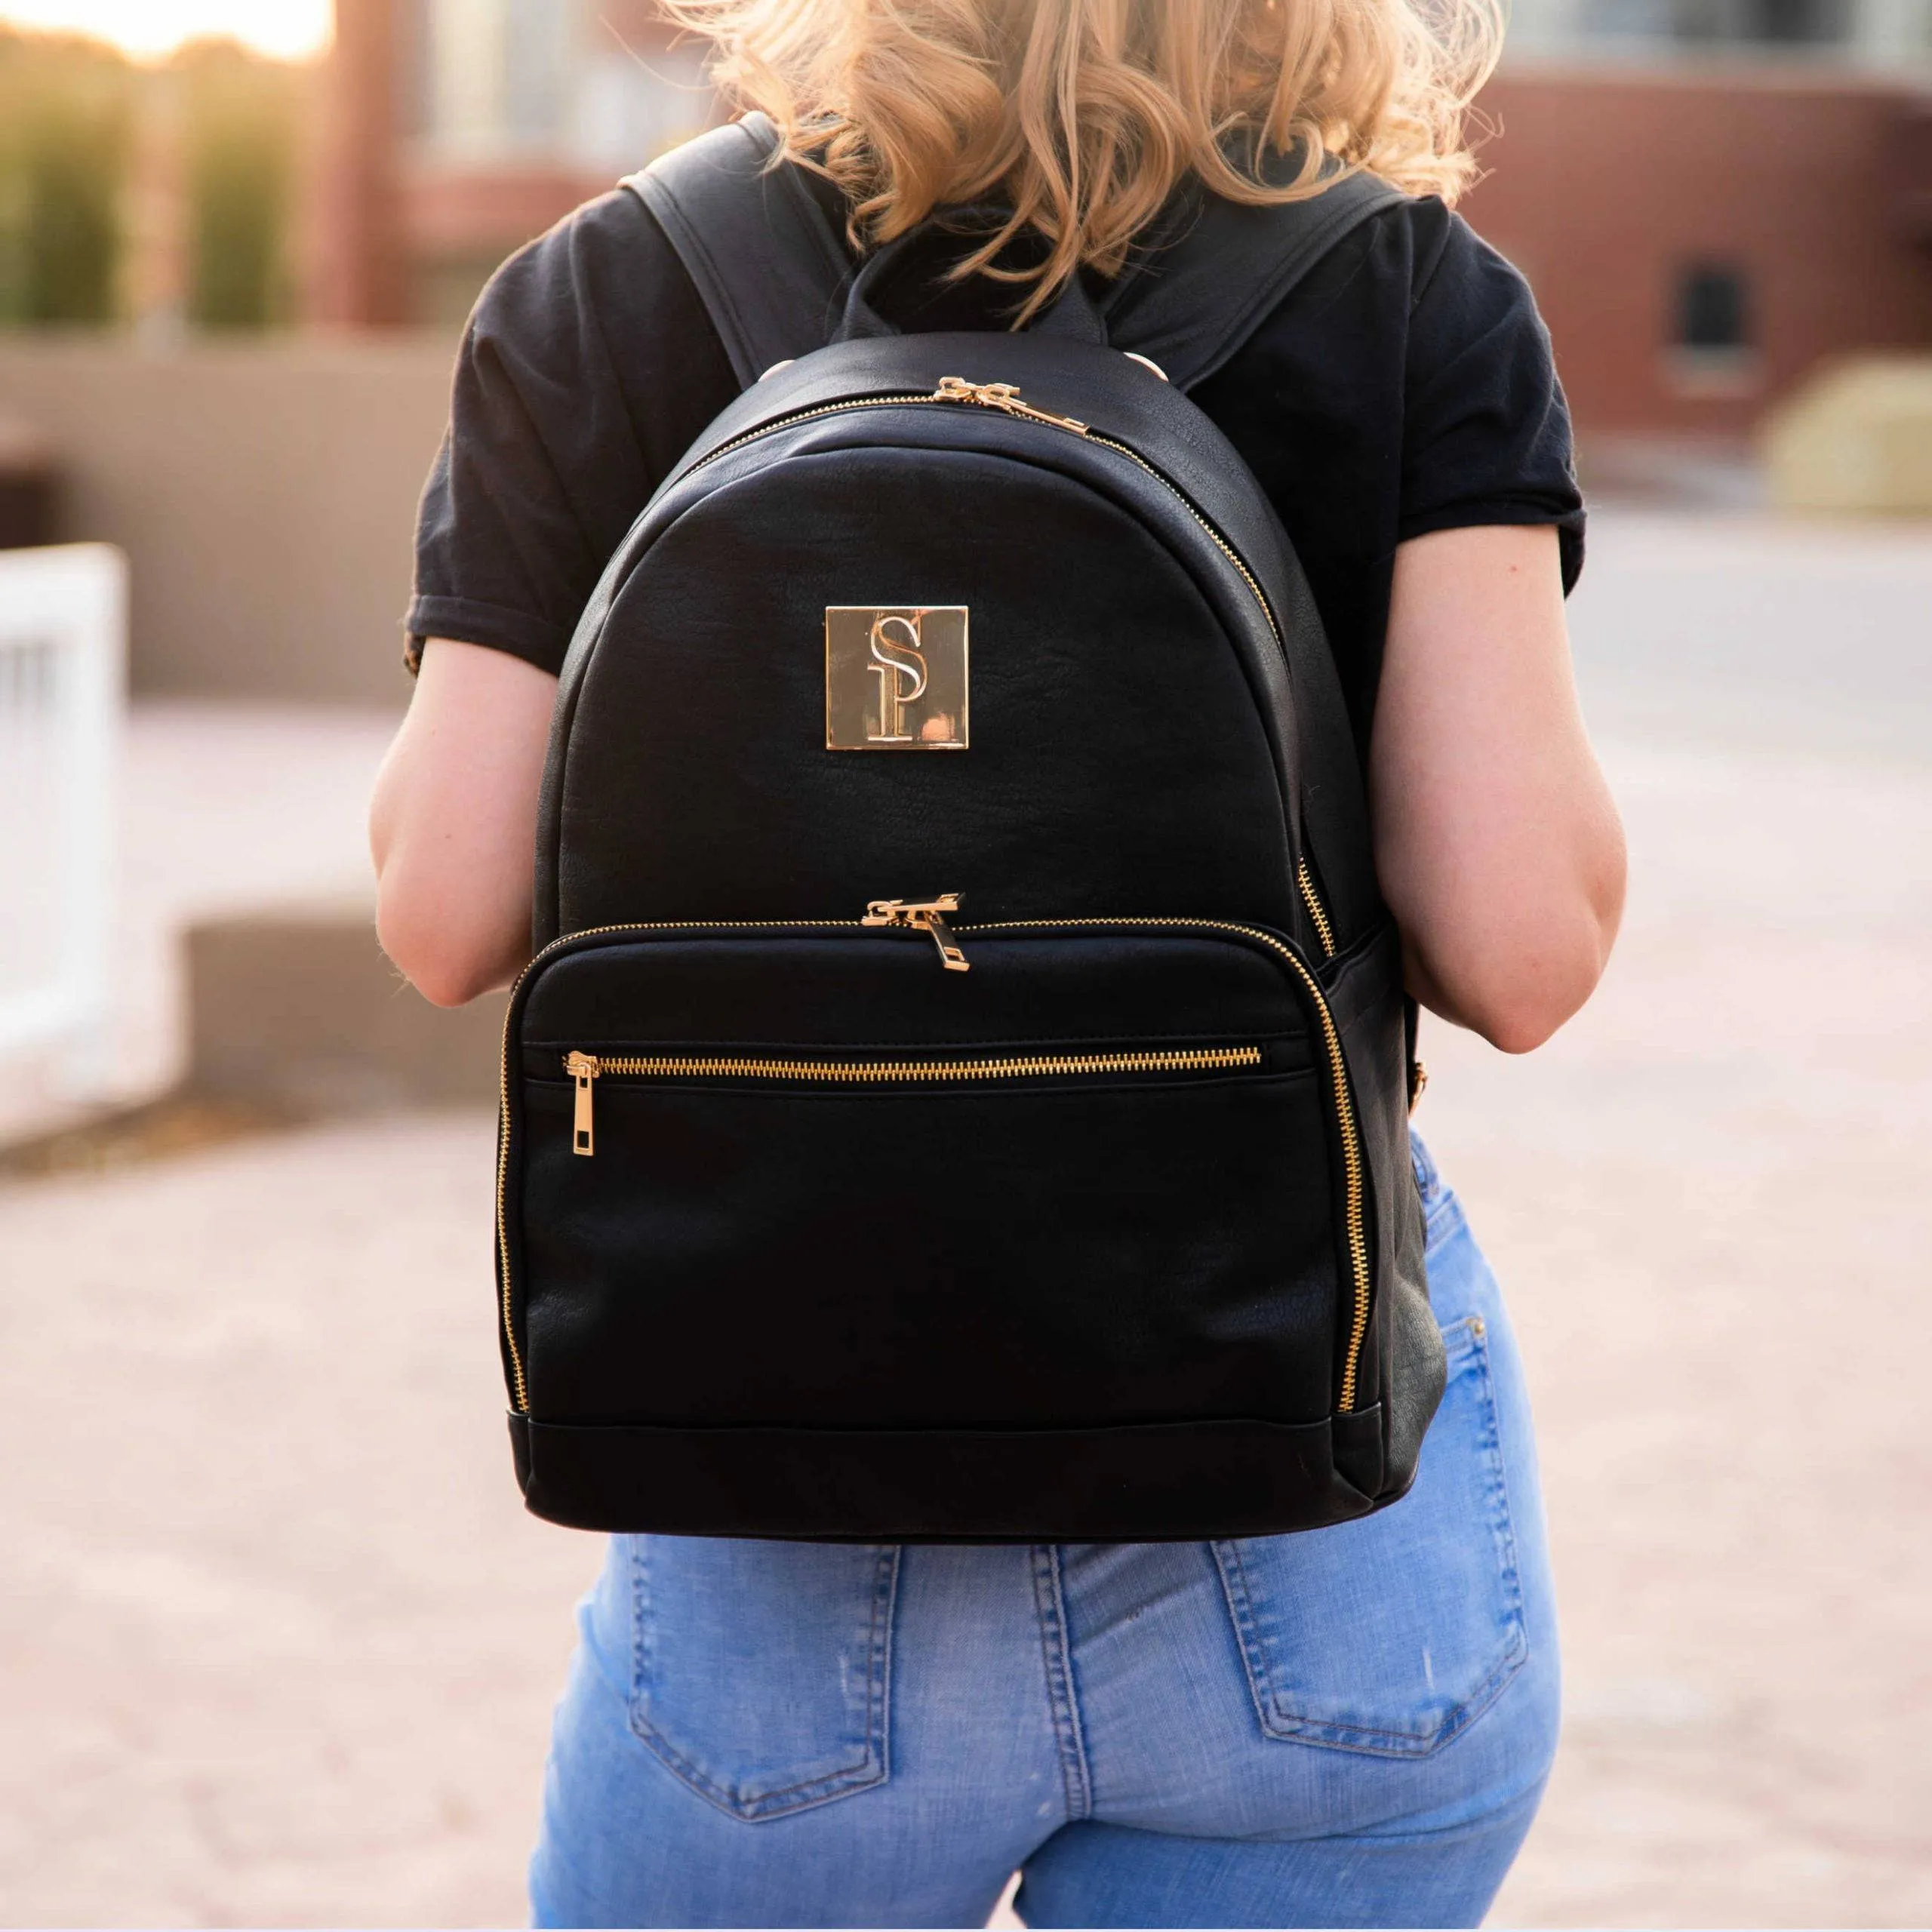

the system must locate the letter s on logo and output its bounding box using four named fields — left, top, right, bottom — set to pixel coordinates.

left=867, top=612, right=928, bottom=742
